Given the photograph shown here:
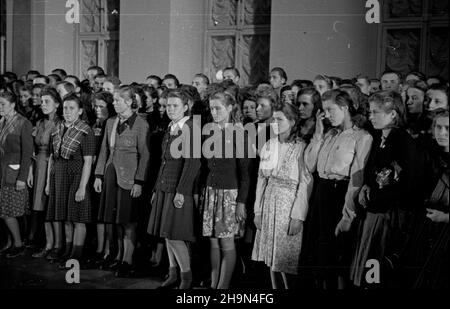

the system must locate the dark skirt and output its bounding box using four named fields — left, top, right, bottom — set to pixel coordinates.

left=350, top=206, right=410, bottom=288
left=401, top=210, right=449, bottom=289
left=414, top=222, right=449, bottom=289
left=46, top=158, right=92, bottom=223
left=147, top=190, right=195, bottom=242
left=300, top=178, right=354, bottom=280
left=97, top=164, right=139, bottom=224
